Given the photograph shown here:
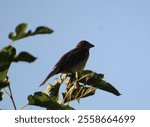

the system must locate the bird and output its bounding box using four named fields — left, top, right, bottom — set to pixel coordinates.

left=39, top=40, right=94, bottom=86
